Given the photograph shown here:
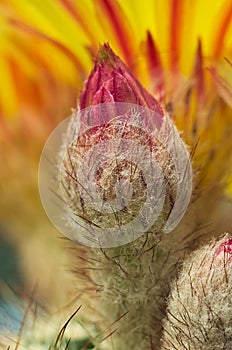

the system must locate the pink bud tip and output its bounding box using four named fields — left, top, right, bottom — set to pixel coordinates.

left=80, top=43, right=164, bottom=116
left=215, top=237, right=232, bottom=264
